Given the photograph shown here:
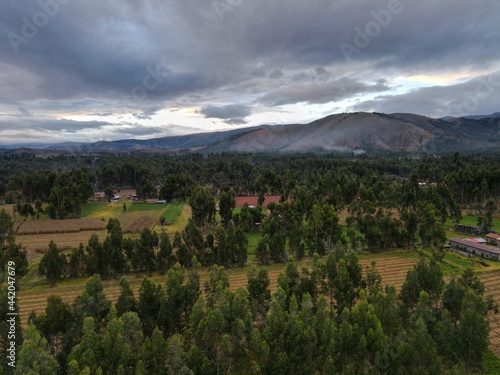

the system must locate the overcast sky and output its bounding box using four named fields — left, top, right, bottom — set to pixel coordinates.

left=1, top=0, right=500, bottom=145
